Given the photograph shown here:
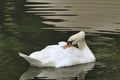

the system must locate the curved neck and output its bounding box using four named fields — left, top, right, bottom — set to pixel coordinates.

left=78, top=39, right=87, bottom=51
left=78, top=39, right=93, bottom=54
left=77, top=39, right=95, bottom=61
